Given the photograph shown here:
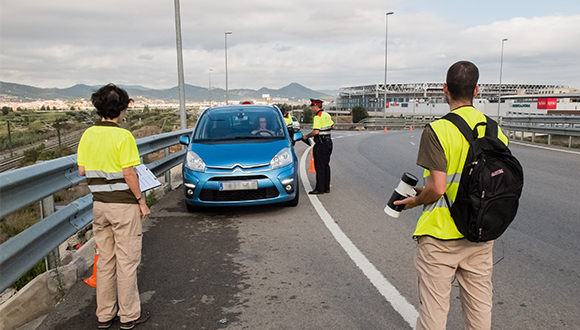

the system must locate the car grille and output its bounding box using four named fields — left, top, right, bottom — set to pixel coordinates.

left=199, top=186, right=279, bottom=201
left=208, top=175, right=268, bottom=181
